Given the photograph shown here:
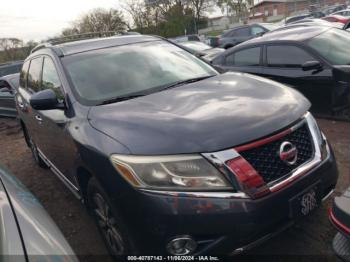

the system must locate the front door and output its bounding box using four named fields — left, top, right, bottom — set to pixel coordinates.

left=35, top=56, right=78, bottom=188
left=261, top=44, right=334, bottom=114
